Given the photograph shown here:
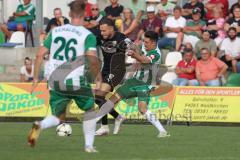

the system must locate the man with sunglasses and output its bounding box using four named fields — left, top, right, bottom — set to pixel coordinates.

left=84, top=4, right=104, bottom=37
